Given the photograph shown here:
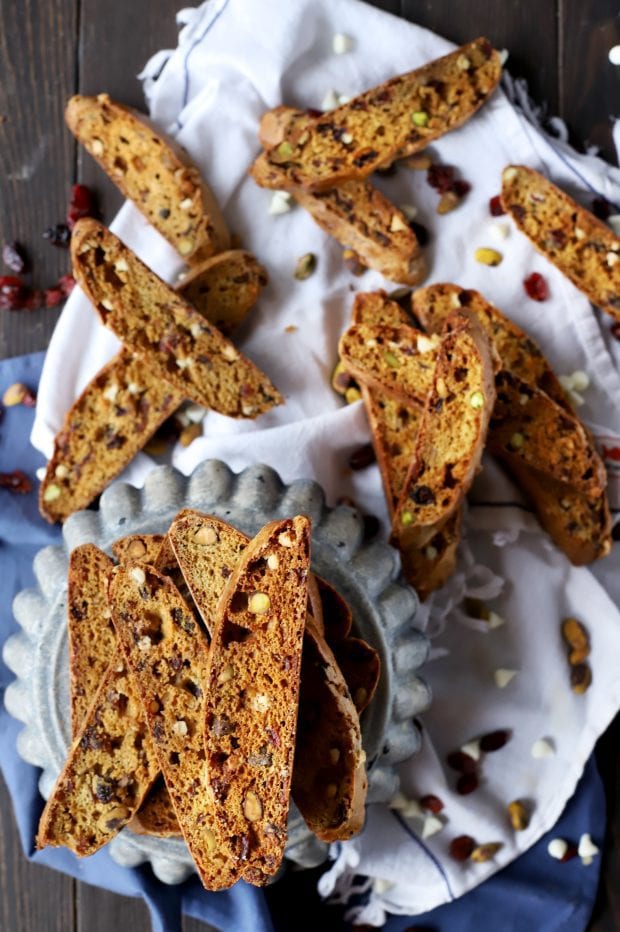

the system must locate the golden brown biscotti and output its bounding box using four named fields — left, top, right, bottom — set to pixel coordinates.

left=252, top=39, right=501, bottom=192
left=392, top=313, right=495, bottom=550
left=108, top=563, right=239, bottom=890
left=36, top=655, right=159, bottom=856
left=204, top=516, right=310, bottom=885
left=111, top=534, right=166, bottom=565
left=351, top=290, right=412, bottom=328
left=332, top=636, right=381, bottom=715
left=177, top=250, right=268, bottom=336
left=39, top=349, right=183, bottom=523
left=65, top=93, right=229, bottom=265
left=293, top=619, right=367, bottom=842
left=254, top=108, right=426, bottom=285
left=412, top=283, right=569, bottom=409
left=306, top=572, right=325, bottom=636
left=315, top=575, right=353, bottom=643
left=489, top=371, right=607, bottom=494
left=398, top=510, right=463, bottom=600
left=339, top=322, right=439, bottom=406
left=71, top=219, right=282, bottom=418
left=502, top=165, right=620, bottom=320
left=67, top=544, right=116, bottom=736
left=128, top=776, right=182, bottom=837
